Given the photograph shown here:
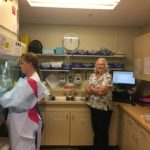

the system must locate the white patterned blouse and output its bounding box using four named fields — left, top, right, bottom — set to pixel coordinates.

left=87, top=72, right=112, bottom=111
